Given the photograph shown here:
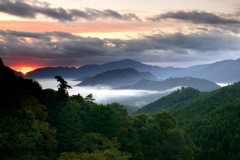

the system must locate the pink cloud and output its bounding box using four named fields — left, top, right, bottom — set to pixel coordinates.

left=0, top=20, right=167, bottom=34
